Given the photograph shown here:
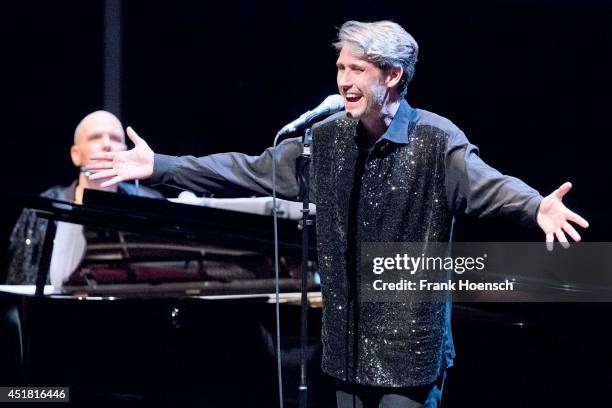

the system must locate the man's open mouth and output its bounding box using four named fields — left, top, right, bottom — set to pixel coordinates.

left=345, top=94, right=362, bottom=103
